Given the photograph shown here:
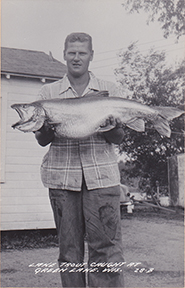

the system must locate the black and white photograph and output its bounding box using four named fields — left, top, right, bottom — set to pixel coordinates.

left=1, top=0, right=184, bottom=287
